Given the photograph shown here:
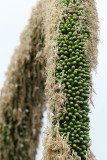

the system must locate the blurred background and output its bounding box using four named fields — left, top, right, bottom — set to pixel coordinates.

left=0, top=0, right=107, bottom=159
